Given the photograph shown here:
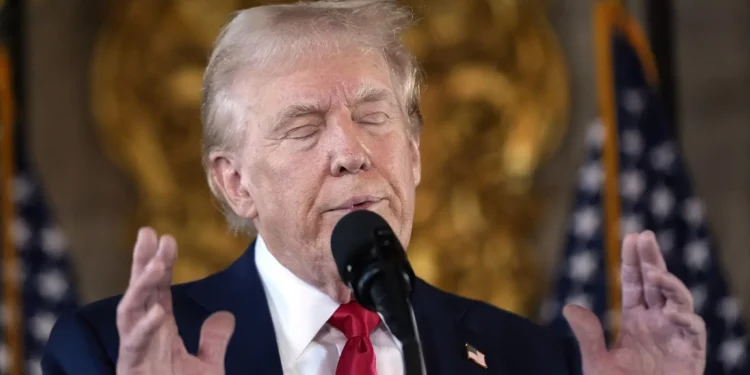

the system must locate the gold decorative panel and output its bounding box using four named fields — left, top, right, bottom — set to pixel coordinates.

left=92, top=0, right=568, bottom=317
